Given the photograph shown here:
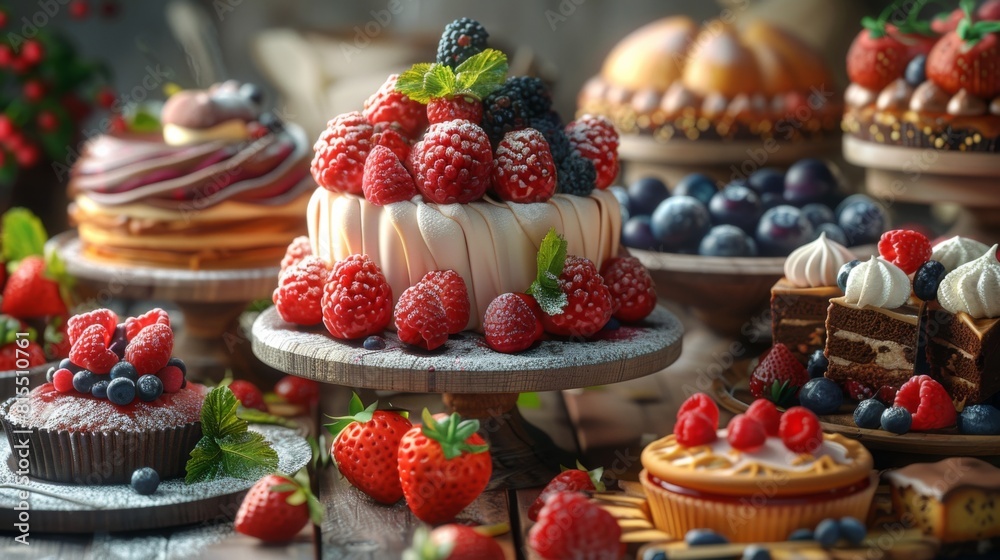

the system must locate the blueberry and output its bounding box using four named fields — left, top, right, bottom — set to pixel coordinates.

left=137, top=374, right=164, bottom=402
left=905, top=55, right=926, bottom=86
left=72, top=370, right=97, bottom=394
left=167, top=357, right=187, bottom=376
left=699, top=225, right=758, bottom=257
left=609, top=185, right=631, bottom=222
left=806, top=349, right=828, bottom=378
left=684, top=528, right=729, bottom=546
left=622, top=215, right=659, bottom=251
left=642, top=551, right=666, bottom=560
left=816, top=223, right=849, bottom=246
left=58, top=358, right=83, bottom=374
left=108, top=324, right=128, bottom=359
left=91, top=379, right=110, bottom=399
left=784, top=159, right=837, bottom=206
left=755, top=205, right=815, bottom=256
left=651, top=196, right=711, bottom=252
left=46, top=366, right=56, bottom=383
left=837, top=259, right=861, bottom=292
left=709, top=185, right=762, bottom=233
left=742, top=545, right=771, bottom=560
left=240, top=83, right=264, bottom=105
left=110, top=361, right=138, bottom=382
left=834, top=194, right=875, bottom=218
left=838, top=197, right=887, bottom=246
left=628, top=177, right=670, bottom=216
left=880, top=406, right=912, bottom=434
left=131, top=467, right=160, bottom=495
left=914, top=260, right=945, bottom=302
left=747, top=168, right=785, bottom=196
left=854, top=398, right=887, bottom=429
left=788, top=528, right=814, bottom=541
left=800, top=203, right=835, bottom=227
left=814, top=518, right=841, bottom=548
left=673, top=173, right=717, bottom=206
left=363, top=335, right=386, bottom=350
left=838, top=516, right=867, bottom=545
left=604, top=317, right=621, bottom=330
left=107, top=377, right=137, bottom=406
left=957, top=404, right=1000, bottom=435
left=759, top=192, right=785, bottom=211
left=799, top=377, right=843, bottom=415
